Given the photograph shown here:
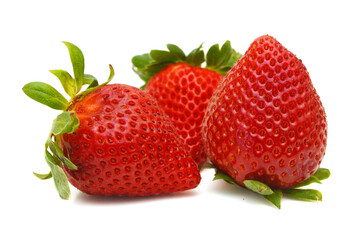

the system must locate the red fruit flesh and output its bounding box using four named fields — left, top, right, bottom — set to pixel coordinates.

left=203, top=35, right=327, bottom=189
left=146, top=62, right=222, bottom=168
left=59, top=84, right=201, bottom=196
